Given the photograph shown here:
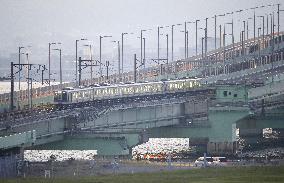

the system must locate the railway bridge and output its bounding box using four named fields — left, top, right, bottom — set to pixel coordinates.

left=1, top=32, right=284, bottom=156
